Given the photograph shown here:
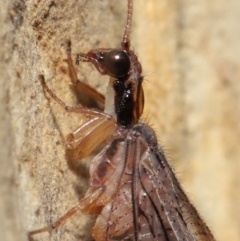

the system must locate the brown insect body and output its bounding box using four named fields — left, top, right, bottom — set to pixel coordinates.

left=28, top=0, right=216, bottom=240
